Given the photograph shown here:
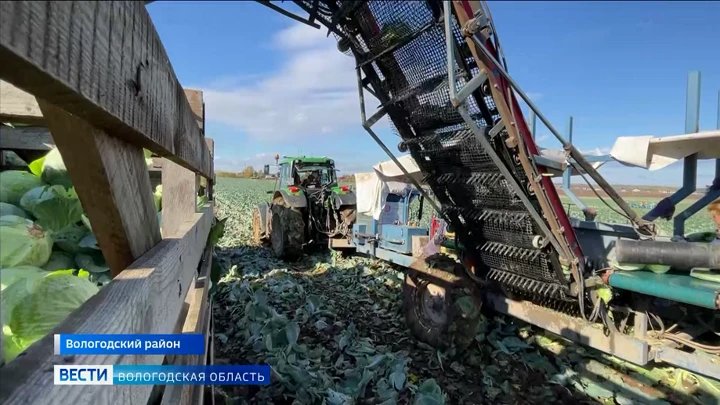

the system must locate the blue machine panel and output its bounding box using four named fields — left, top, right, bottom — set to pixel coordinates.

left=379, top=225, right=428, bottom=255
